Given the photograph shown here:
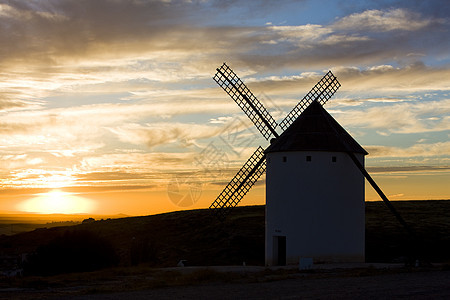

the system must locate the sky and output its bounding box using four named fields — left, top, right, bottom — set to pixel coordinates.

left=0, top=0, right=449, bottom=216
